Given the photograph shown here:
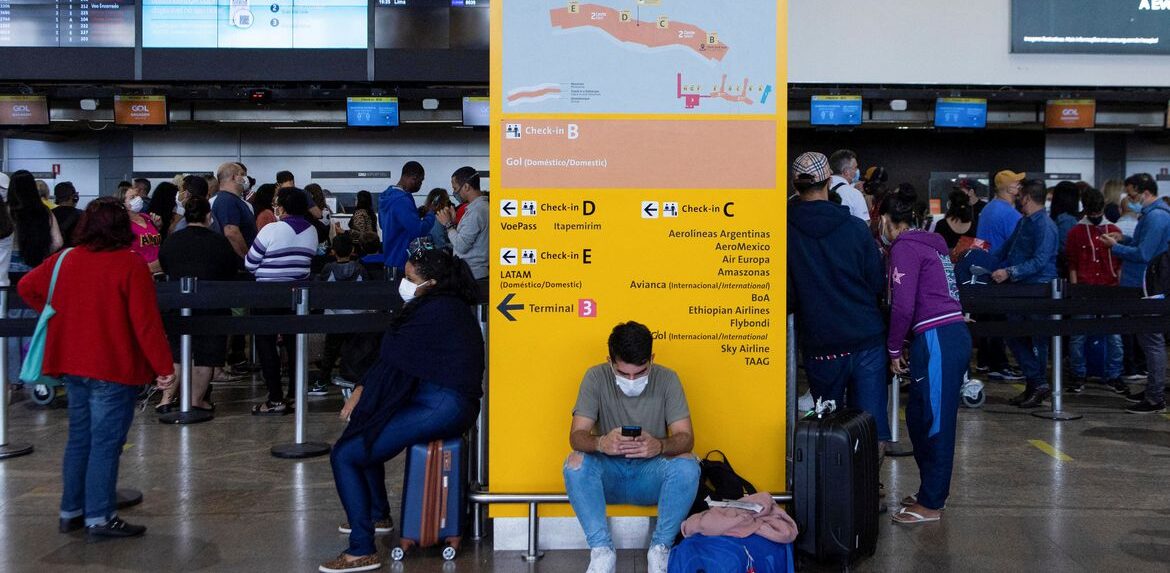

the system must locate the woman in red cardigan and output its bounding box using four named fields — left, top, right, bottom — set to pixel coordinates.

left=18, top=197, right=174, bottom=540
